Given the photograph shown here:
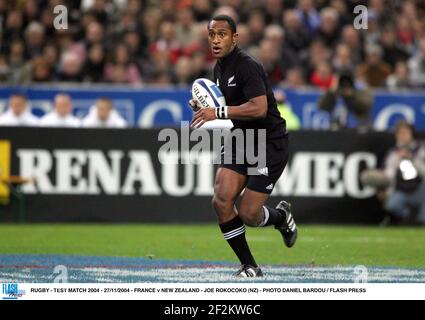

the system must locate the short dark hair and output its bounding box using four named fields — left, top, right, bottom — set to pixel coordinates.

left=209, top=15, right=237, bottom=33
left=9, top=93, right=27, bottom=100
left=394, top=119, right=415, bottom=136
left=97, top=97, right=113, bottom=108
